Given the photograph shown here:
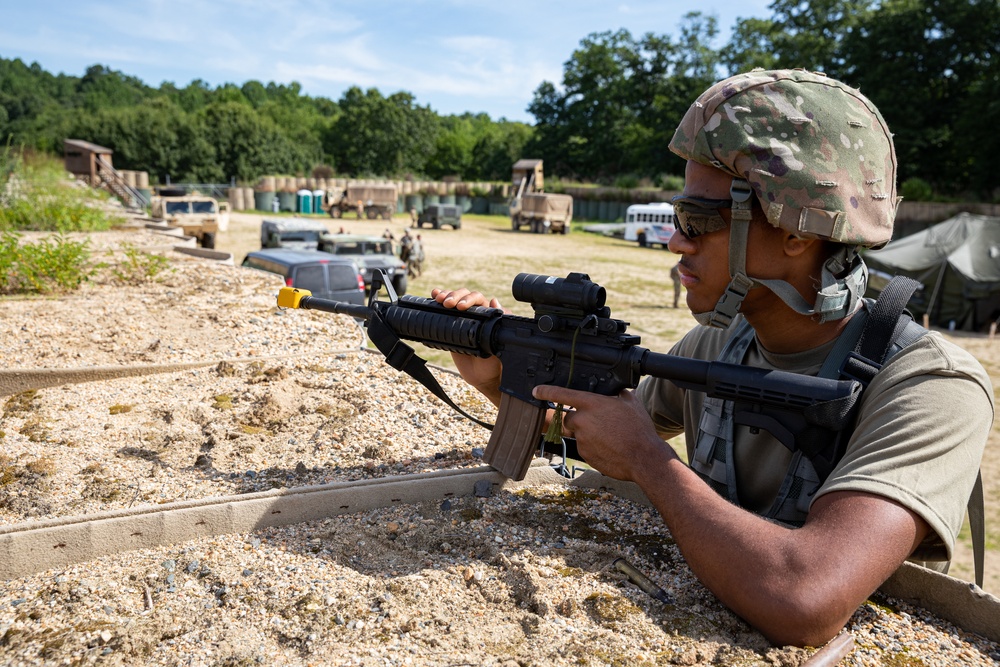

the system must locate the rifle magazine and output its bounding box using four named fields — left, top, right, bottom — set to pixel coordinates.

left=484, top=393, right=546, bottom=480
